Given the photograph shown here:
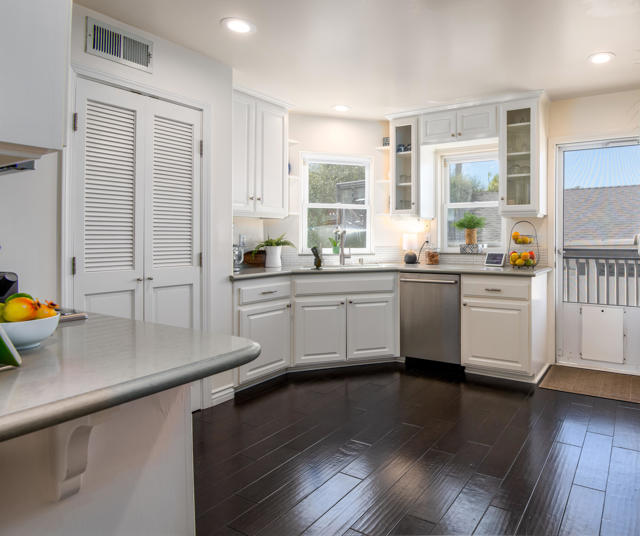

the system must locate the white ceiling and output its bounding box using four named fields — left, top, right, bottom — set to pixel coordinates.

left=77, top=0, right=640, bottom=119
